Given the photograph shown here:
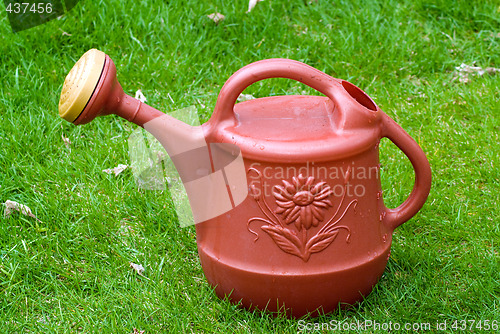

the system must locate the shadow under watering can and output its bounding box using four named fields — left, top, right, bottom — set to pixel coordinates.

left=58, top=49, right=431, bottom=317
